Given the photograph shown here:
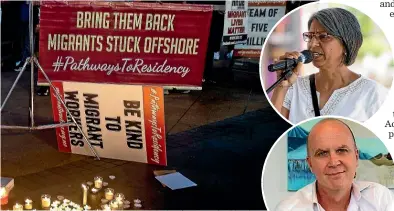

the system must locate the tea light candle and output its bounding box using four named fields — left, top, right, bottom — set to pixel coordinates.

left=82, top=183, right=88, bottom=205
left=25, top=198, right=33, bottom=210
left=117, top=200, right=124, bottom=209
left=115, top=193, right=124, bottom=201
left=105, top=188, right=114, bottom=200
left=13, top=202, right=23, bottom=210
left=110, top=199, right=119, bottom=209
left=0, top=187, right=8, bottom=205
left=94, top=176, right=103, bottom=189
left=41, top=194, right=51, bottom=208
left=115, top=193, right=124, bottom=208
